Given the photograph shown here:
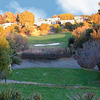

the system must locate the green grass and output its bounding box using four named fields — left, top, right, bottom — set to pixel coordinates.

left=9, top=68, right=100, bottom=87
left=27, top=32, right=72, bottom=48
left=0, top=84, right=100, bottom=100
